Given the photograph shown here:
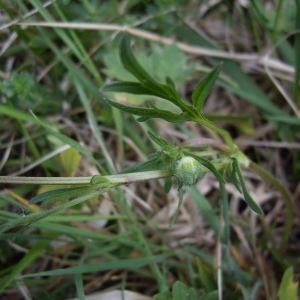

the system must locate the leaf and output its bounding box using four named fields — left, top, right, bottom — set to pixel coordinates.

left=192, top=64, right=222, bottom=111
left=104, top=97, right=189, bottom=123
left=172, top=281, right=199, bottom=300
left=200, top=291, right=219, bottom=300
left=60, top=147, right=81, bottom=176
left=0, top=190, right=104, bottom=234
left=147, top=131, right=169, bottom=147
left=164, top=177, right=172, bottom=194
left=169, top=188, right=184, bottom=228
left=185, top=152, right=225, bottom=183
left=90, top=175, right=112, bottom=187
left=278, top=267, right=298, bottom=300
left=231, top=158, right=264, bottom=215
left=119, top=157, right=164, bottom=174
left=118, top=35, right=185, bottom=108
left=21, top=253, right=172, bottom=277
left=30, top=187, right=82, bottom=204
left=0, top=240, right=50, bottom=292
left=29, top=185, right=101, bottom=205
left=120, top=34, right=158, bottom=86
left=225, top=161, right=242, bottom=193
left=152, top=43, right=195, bottom=85
left=102, top=81, right=169, bottom=99
left=154, top=291, right=173, bottom=300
